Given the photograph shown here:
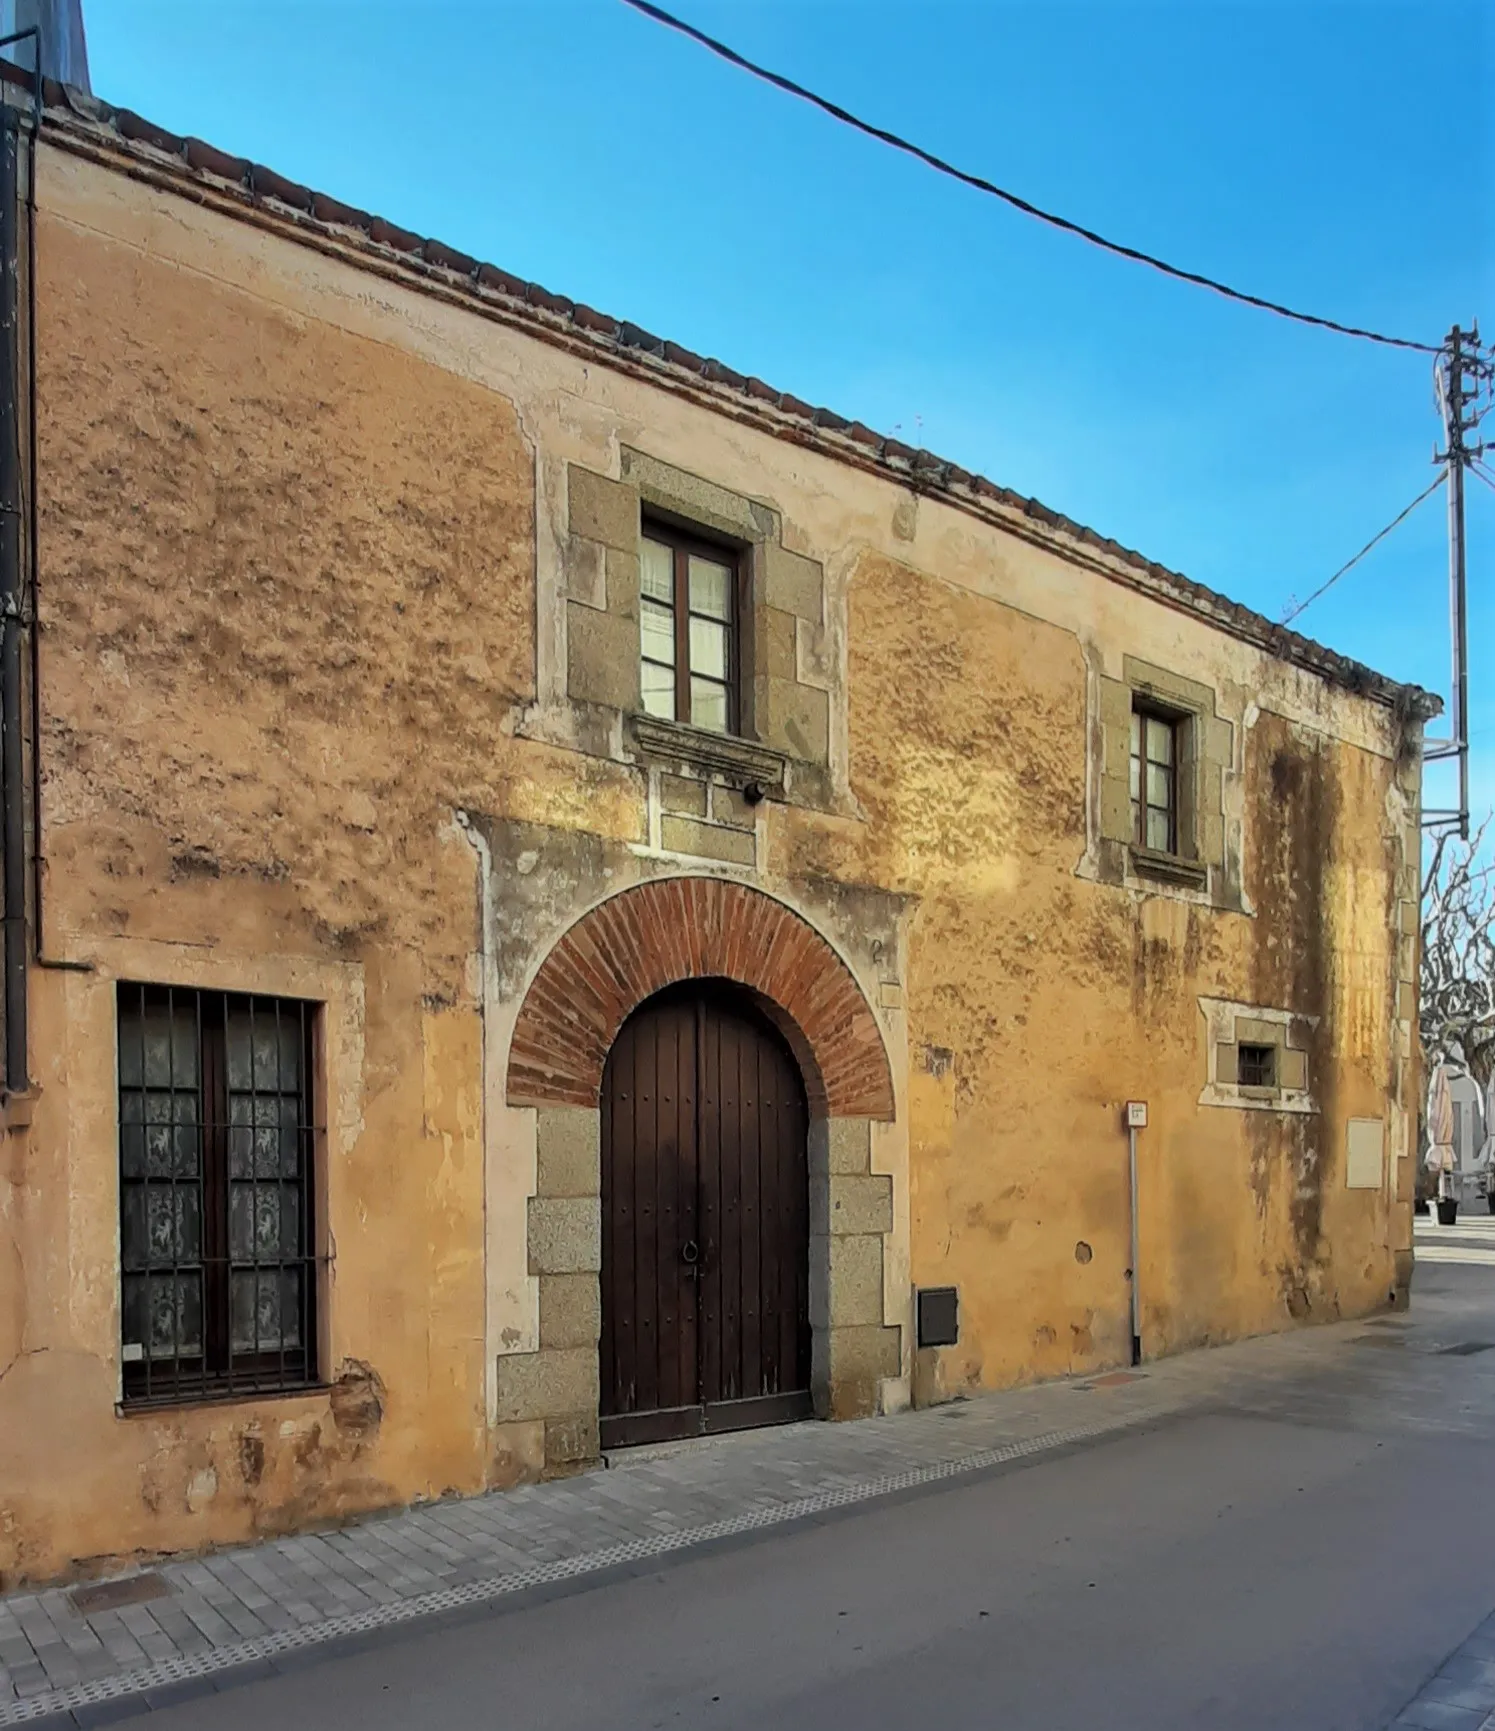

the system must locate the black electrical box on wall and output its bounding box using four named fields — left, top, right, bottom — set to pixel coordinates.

left=916, top=1286, right=959, bottom=1348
